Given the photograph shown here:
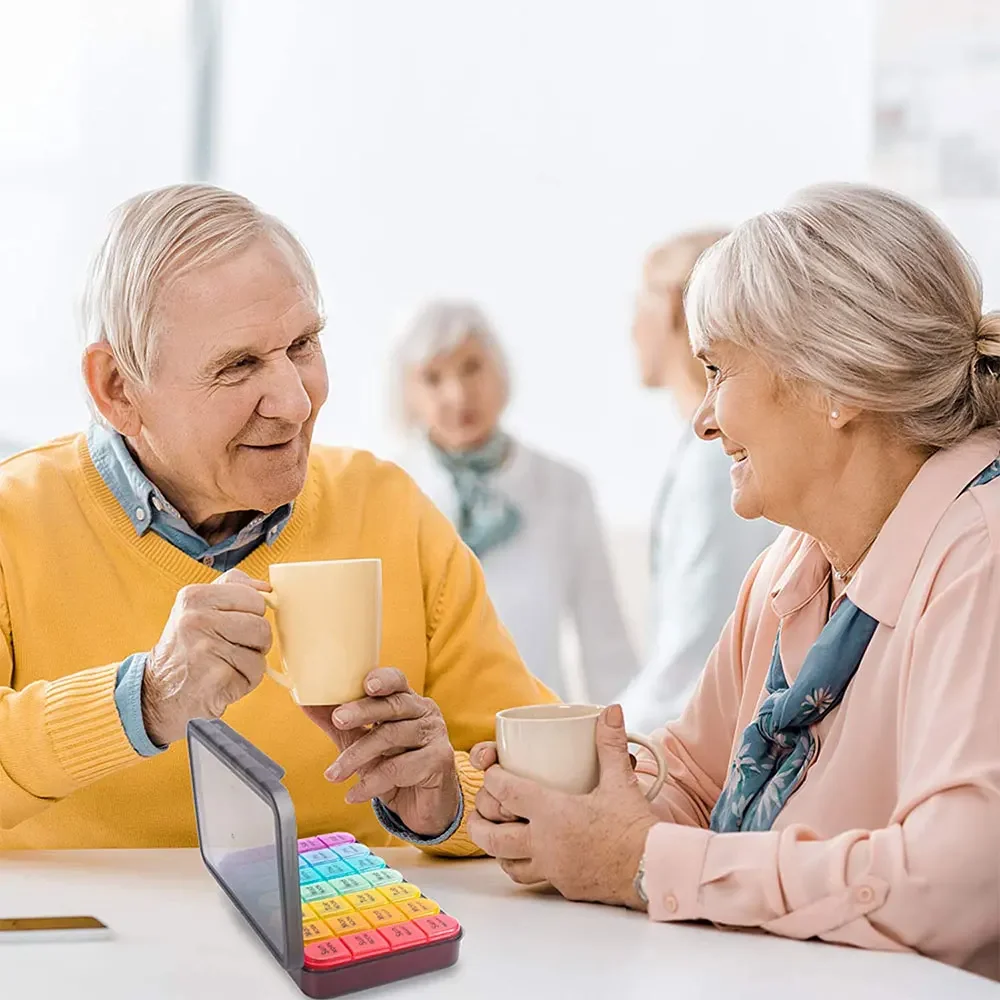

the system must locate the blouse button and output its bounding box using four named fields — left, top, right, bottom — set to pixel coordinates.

left=856, top=885, right=874, bottom=904
left=663, top=894, right=679, bottom=914
left=135, top=507, right=146, bottom=522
